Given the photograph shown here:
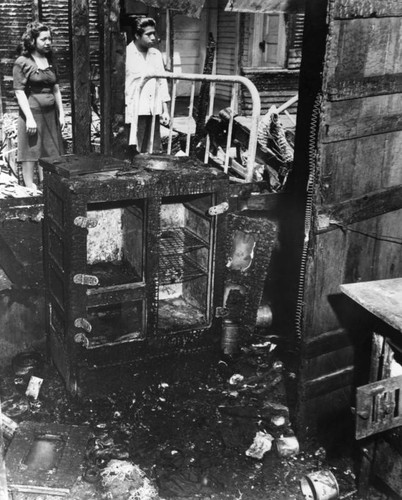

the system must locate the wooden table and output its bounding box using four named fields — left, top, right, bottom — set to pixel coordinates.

left=340, top=278, right=402, bottom=498
left=340, top=278, right=402, bottom=333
